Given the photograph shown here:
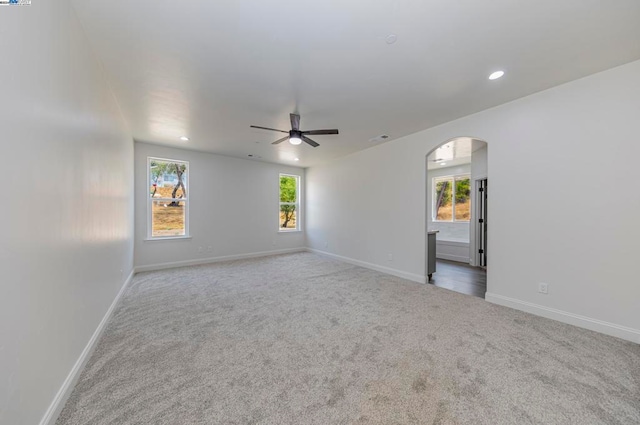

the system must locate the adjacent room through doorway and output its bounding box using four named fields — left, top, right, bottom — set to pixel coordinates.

left=426, top=137, right=488, bottom=298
